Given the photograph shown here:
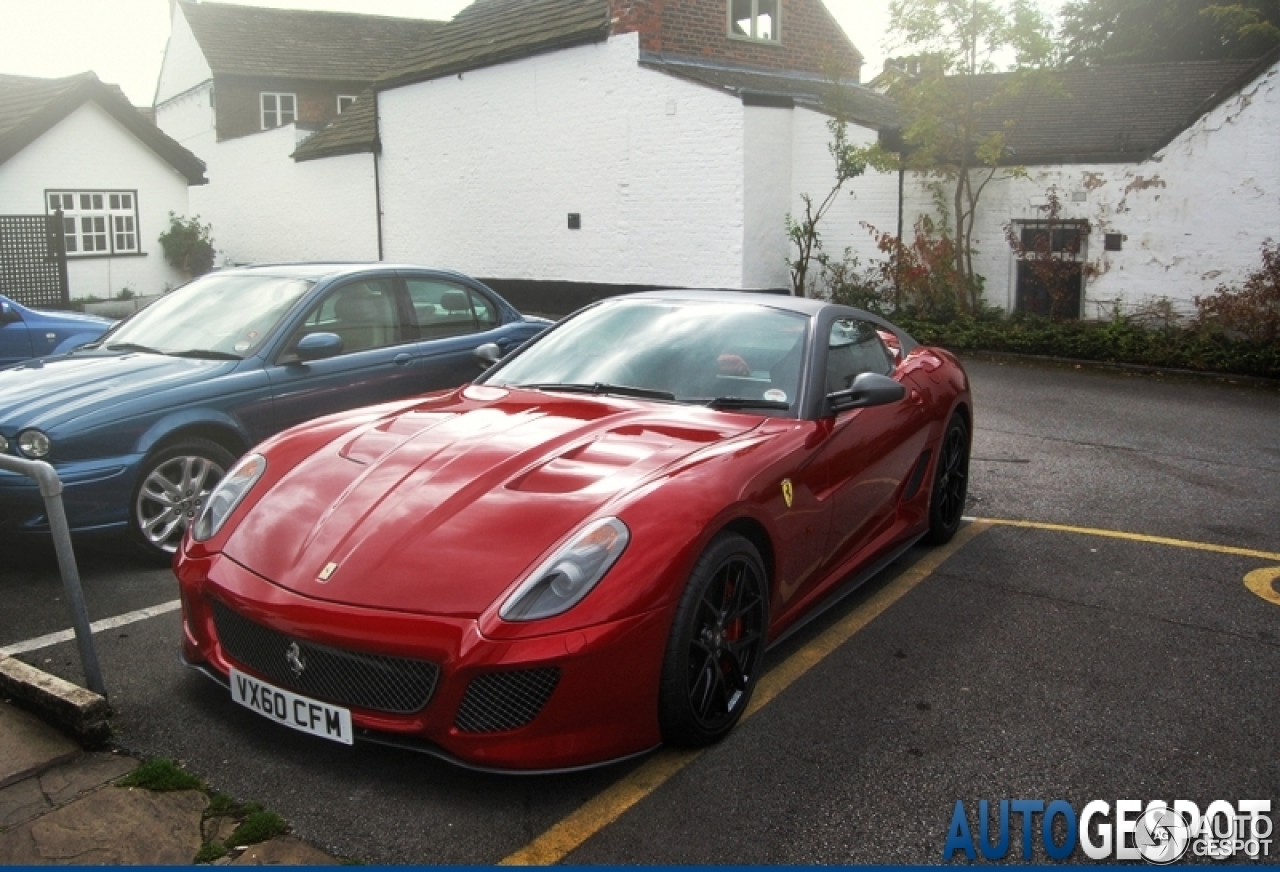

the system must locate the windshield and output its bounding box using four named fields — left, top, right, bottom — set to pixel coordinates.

left=102, top=274, right=313, bottom=357
left=486, top=298, right=808, bottom=412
